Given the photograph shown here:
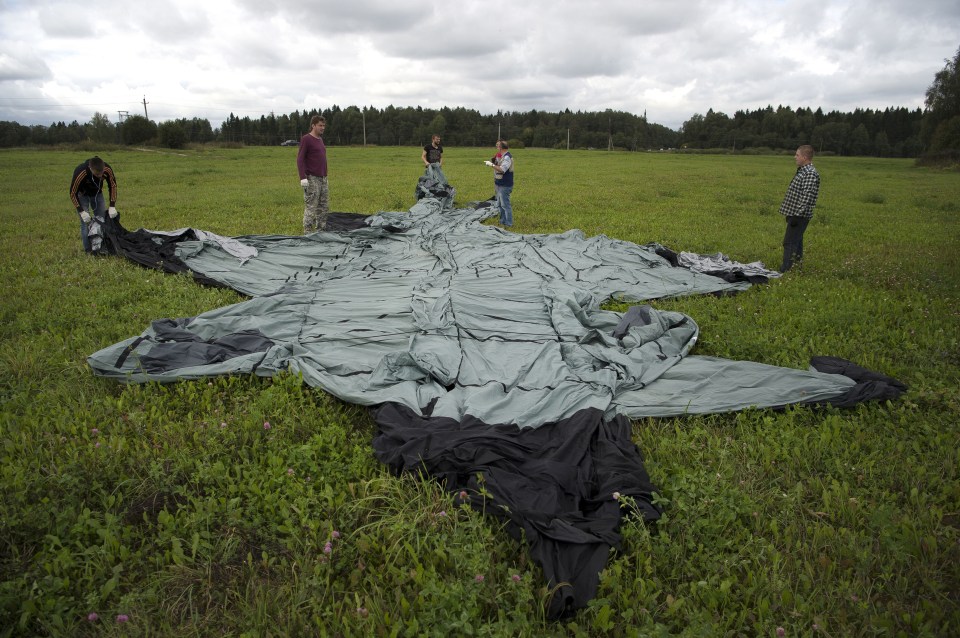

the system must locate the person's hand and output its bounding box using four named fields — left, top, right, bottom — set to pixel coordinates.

left=300, top=178, right=309, bottom=188
left=484, top=160, right=494, bottom=167
left=108, top=206, right=118, bottom=218
left=80, top=211, right=91, bottom=223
